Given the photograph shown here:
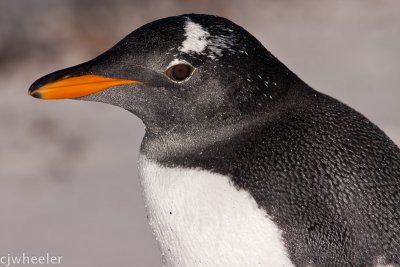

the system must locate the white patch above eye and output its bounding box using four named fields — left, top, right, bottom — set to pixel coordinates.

left=179, top=20, right=210, bottom=54
left=178, top=18, right=237, bottom=60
